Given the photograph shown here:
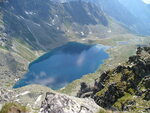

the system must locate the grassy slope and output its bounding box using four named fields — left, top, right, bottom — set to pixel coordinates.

left=0, top=23, right=41, bottom=88
left=0, top=102, right=27, bottom=113
left=12, top=38, right=37, bottom=62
